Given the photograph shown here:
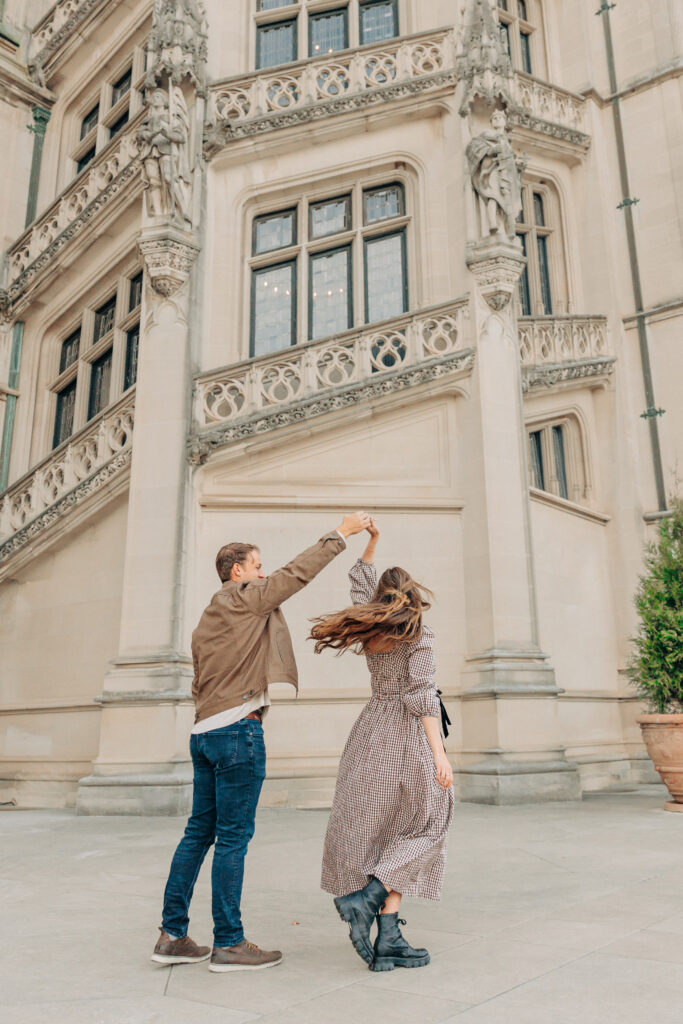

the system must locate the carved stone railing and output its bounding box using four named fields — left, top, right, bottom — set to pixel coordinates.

left=519, top=316, right=614, bottom=392
left=189, top=300, right=472, bottom=463
left=0, top=391, right=135, bottom=564
left=509, top=72, right=590, bottom=150
left=30, top=0, right=109, bottom=72
left=5, top=112, right=143, bottom=305
left=204, top=27, right=457, bottom=152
